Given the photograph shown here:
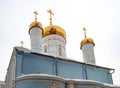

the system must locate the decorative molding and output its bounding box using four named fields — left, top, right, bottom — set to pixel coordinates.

left=42, top=35, right=66, bottom=44
left=47, top=83, right=58, bottom=88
